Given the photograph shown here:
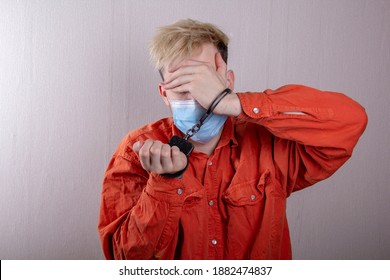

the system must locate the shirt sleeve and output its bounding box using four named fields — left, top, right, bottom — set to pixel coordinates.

left=98, top=142, right=187, bottom=259
left=236, top=84, right=368, bottom=195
